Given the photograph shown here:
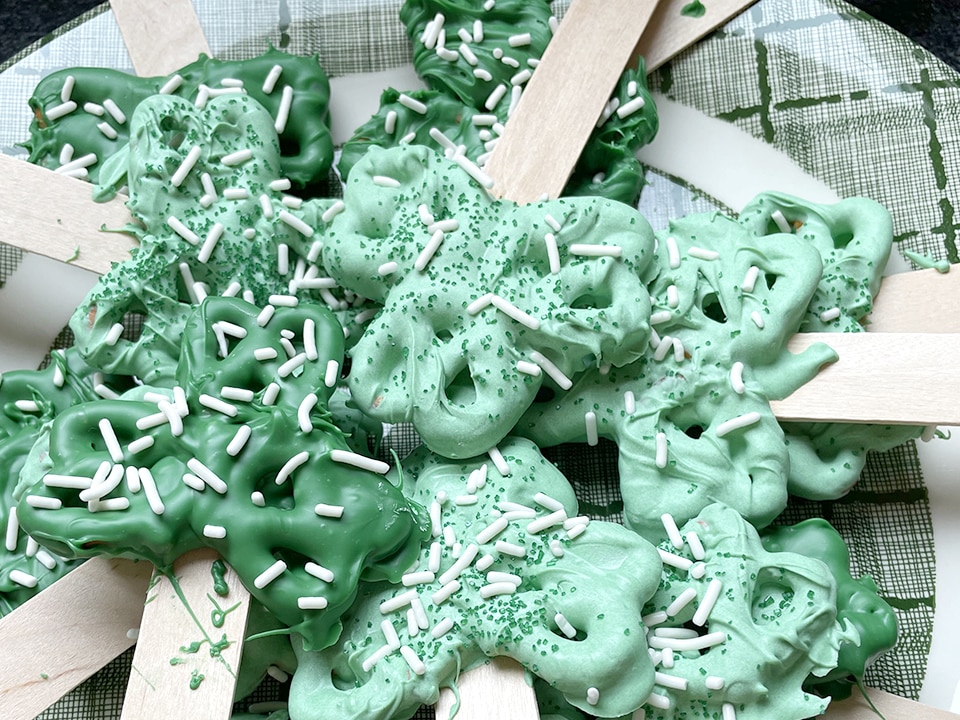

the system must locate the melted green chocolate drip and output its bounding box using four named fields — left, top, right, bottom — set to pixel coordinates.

left=24, top=48, right=333, bottom=192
